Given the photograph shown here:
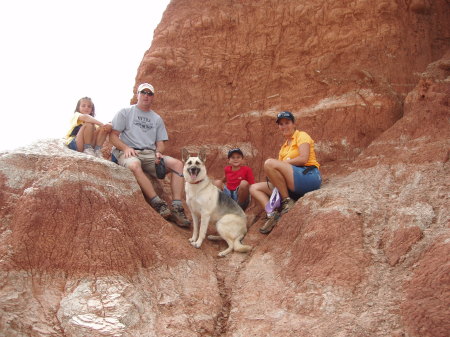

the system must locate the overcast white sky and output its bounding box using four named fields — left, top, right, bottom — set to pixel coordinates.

left=0, top=0, right=170, bottom=152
